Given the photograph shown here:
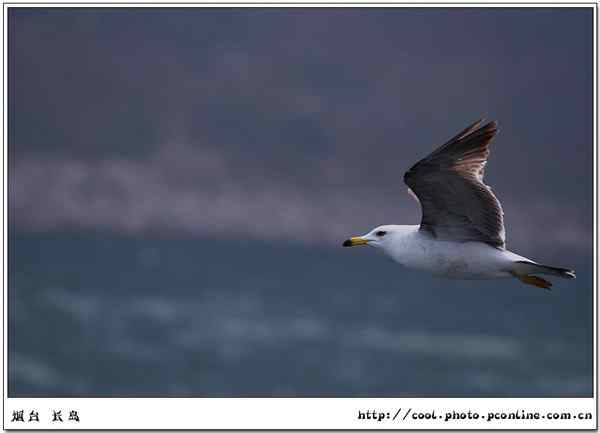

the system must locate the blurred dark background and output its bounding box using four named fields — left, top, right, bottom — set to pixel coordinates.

left=8, top=7, right=593, bottom=396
